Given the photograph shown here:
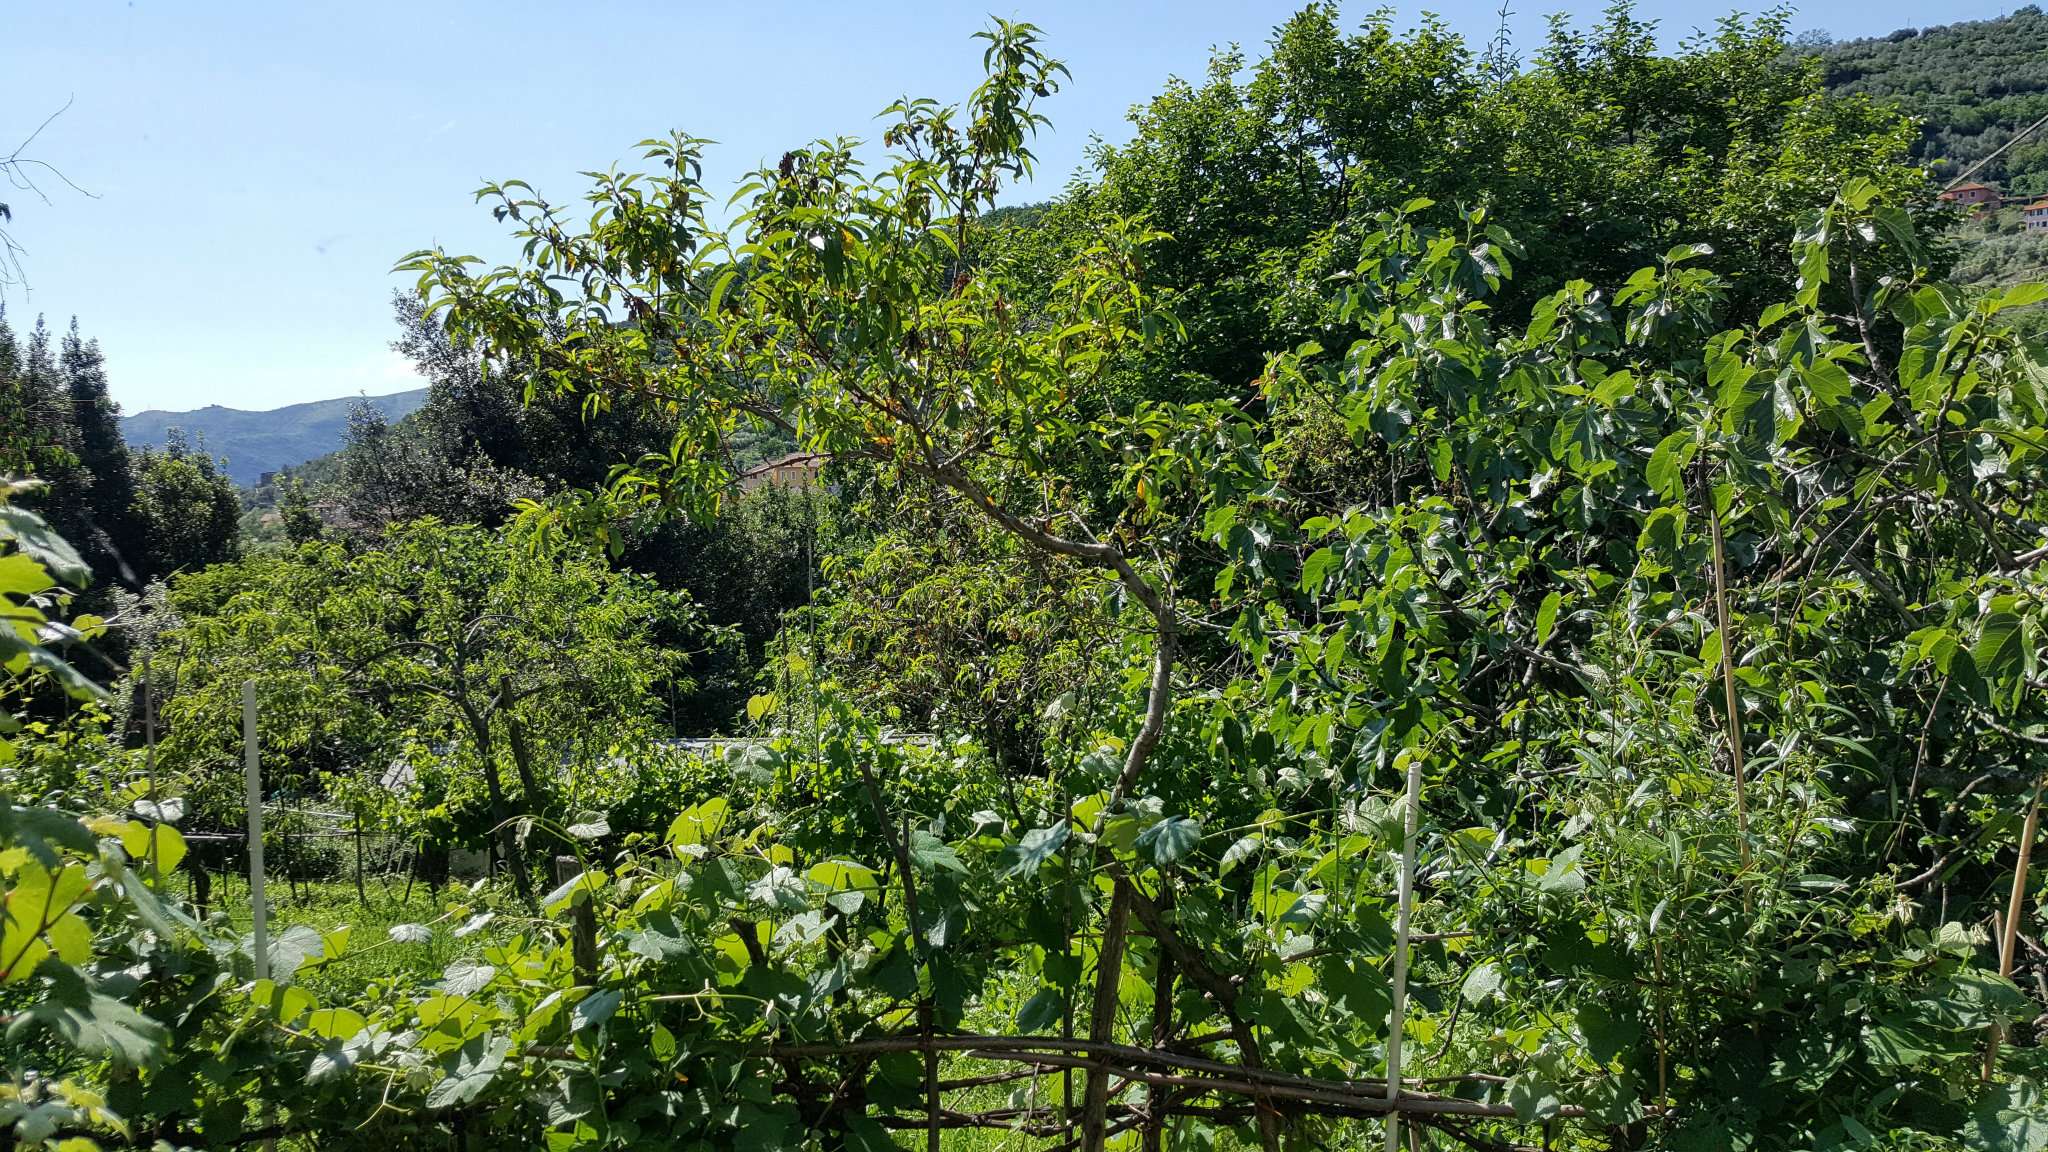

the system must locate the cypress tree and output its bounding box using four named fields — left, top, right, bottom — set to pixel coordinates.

left=12, top=316, right=91, bottom=541
left=0, top=305, right=31, bottom=475
left=59, top=318, right=140, bottom=583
